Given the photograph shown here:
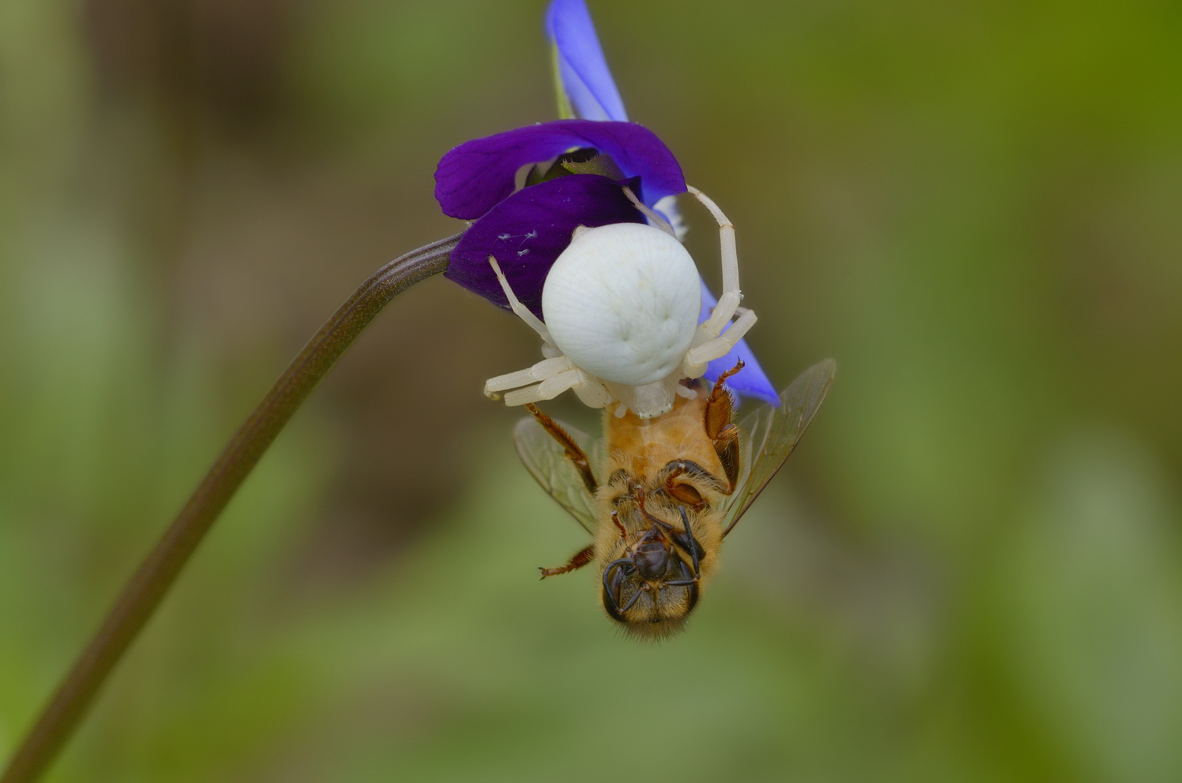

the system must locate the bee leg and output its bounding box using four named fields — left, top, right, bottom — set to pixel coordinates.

left=659, top=461, right=707, bottom=510
left=610, top=510, right=629, bottom=543
left=523, top=403, right=598, bottom=495
left=663, top=507, right=703, bottom=589
left=539, top=544, right=596, bottom=579
left=704, top=360, right=744, bottom=492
